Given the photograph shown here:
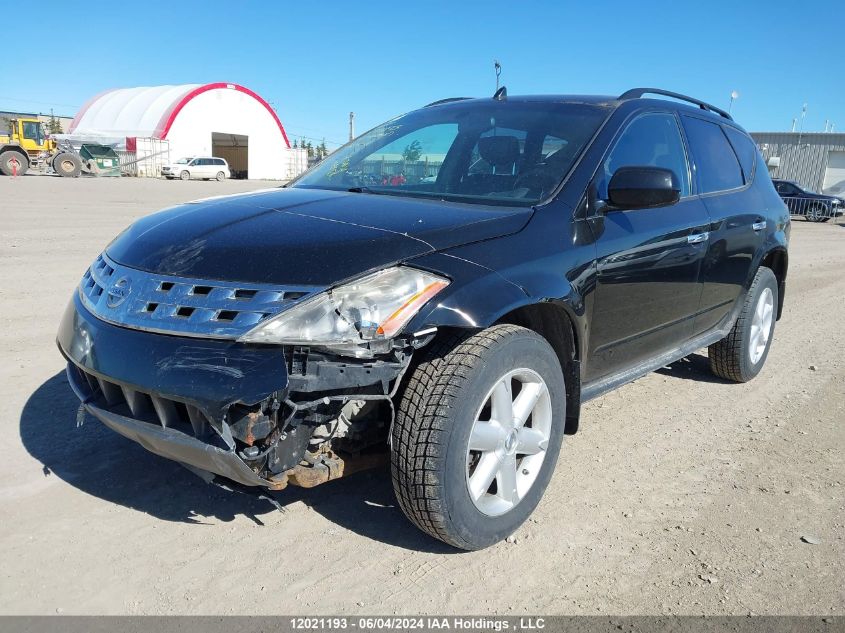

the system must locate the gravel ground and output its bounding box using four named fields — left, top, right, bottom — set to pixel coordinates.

left=0, top=175, right=842, bottom=615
